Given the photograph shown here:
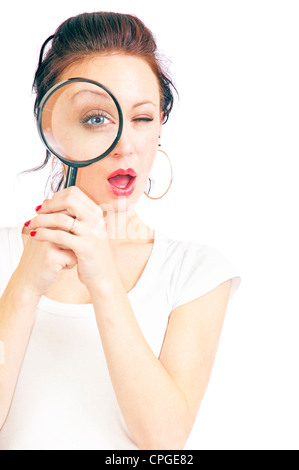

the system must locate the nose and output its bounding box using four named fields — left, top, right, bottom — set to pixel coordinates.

left=111, top=123, right=134, bottom=158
